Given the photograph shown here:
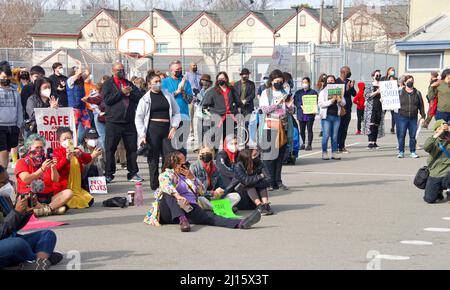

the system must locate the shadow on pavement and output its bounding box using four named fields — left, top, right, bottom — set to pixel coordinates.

left=272, top=203, right=323, bottom=213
